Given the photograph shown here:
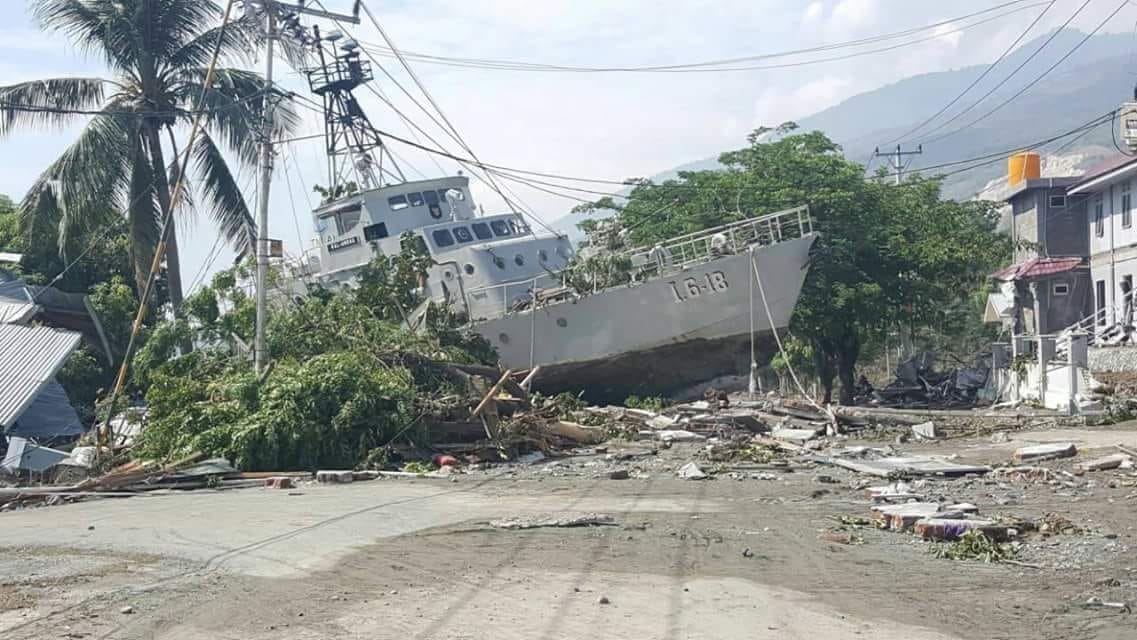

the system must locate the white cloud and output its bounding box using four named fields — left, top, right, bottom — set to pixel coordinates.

left=753, top=76, right=854, bottom=128
left=931, top=21, right=963, bottom=49
left=803, top=2, right=825, bottom=23
left=830, top=0, right=879, bottom=31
